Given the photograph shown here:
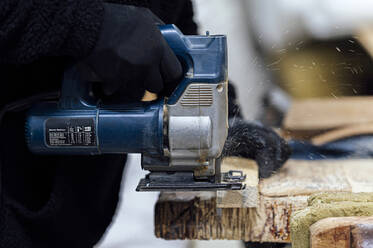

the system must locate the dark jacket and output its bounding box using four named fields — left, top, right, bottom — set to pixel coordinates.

left=0, top=0, right=197, bottom=247
left=0, top=1, right=242, bottom=247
